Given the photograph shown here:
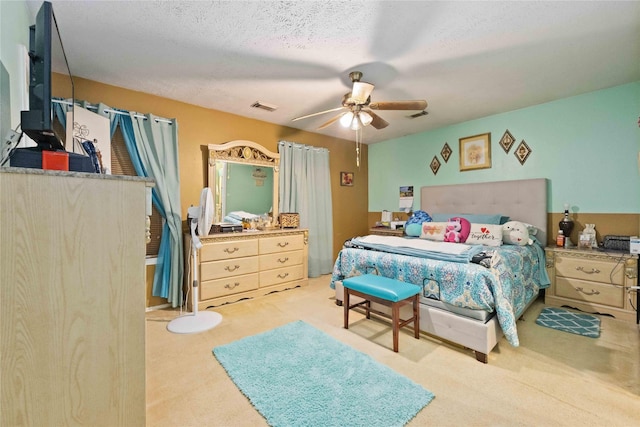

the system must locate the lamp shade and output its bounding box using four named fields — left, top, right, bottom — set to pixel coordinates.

left=340, top=111, right=355, bottom=128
